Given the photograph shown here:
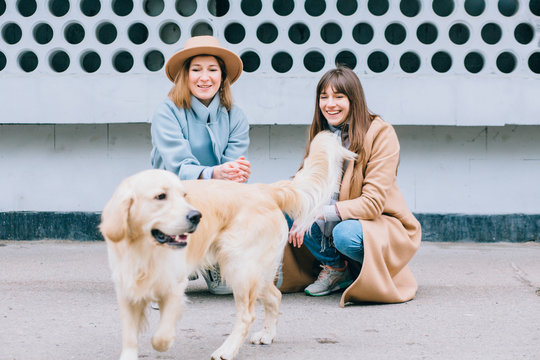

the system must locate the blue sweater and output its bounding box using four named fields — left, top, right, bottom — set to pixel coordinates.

left=150, top=95, right=250, bottom=180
